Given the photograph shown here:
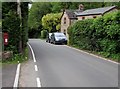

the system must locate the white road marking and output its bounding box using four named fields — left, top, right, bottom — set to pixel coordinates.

left=36, top=77, right=41, bottom=87
left=65, top=45, right=119, bottom=64
left=27, top=42, right=42, bottom=87
left=27, top=42, right=36, bottom=63
left=13, top=63, right=21, bottom=88
left=34, top=65, right=38, bottom=71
